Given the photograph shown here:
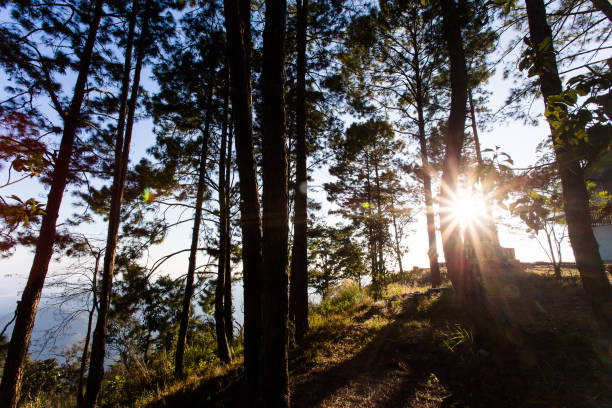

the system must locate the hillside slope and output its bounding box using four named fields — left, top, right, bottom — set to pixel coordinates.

left=144, top=268, right=612, bottom=408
